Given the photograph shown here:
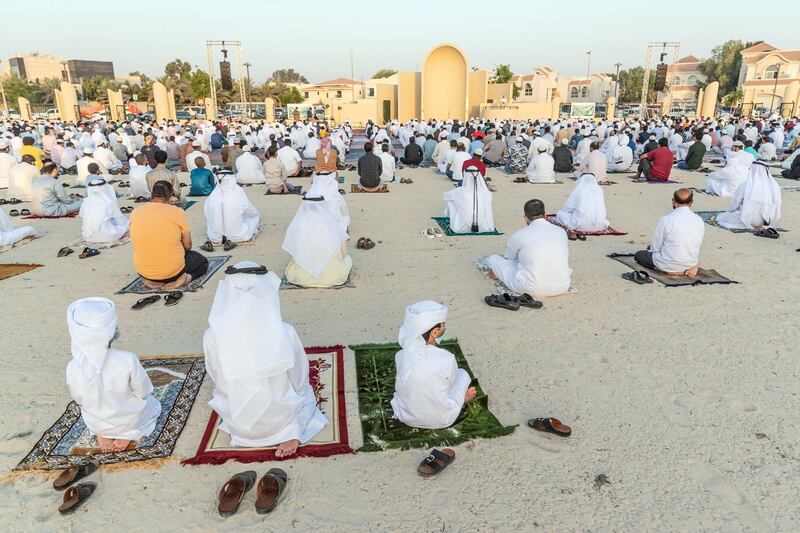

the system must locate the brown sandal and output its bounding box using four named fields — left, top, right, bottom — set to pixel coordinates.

left=356, top=237, right=366, bottom=249
left=417, top=448, right=455, bottom=477
left=362, top=238, right=376, bottom=250
left=217, top=471, right=257, bottom=517
left=255, top=468, right=288, bottom=514
left=58, top=482, right=96, bottom=514
left=527, top=417, right=572, bottom=437
left=53, top=461, right=98, bottom=491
